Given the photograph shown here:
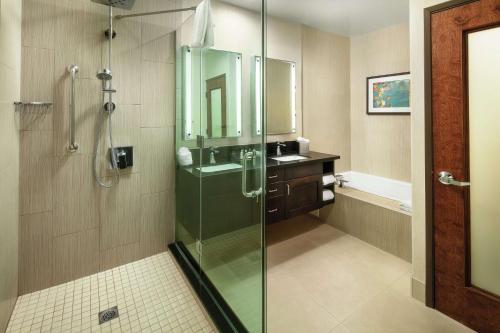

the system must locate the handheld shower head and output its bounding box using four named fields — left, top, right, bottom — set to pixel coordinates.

left=96, top=69, right=113, bottom=81
left=90, top=0, right=136, bottom=10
